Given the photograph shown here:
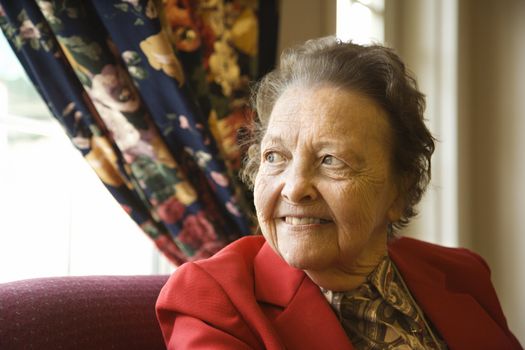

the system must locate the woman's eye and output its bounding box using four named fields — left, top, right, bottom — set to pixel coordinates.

left=321, top=155, right=343, bottom=167
left=322, top=155, right=334, bottom=165
left=265, top=151, right=283, bottom=163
